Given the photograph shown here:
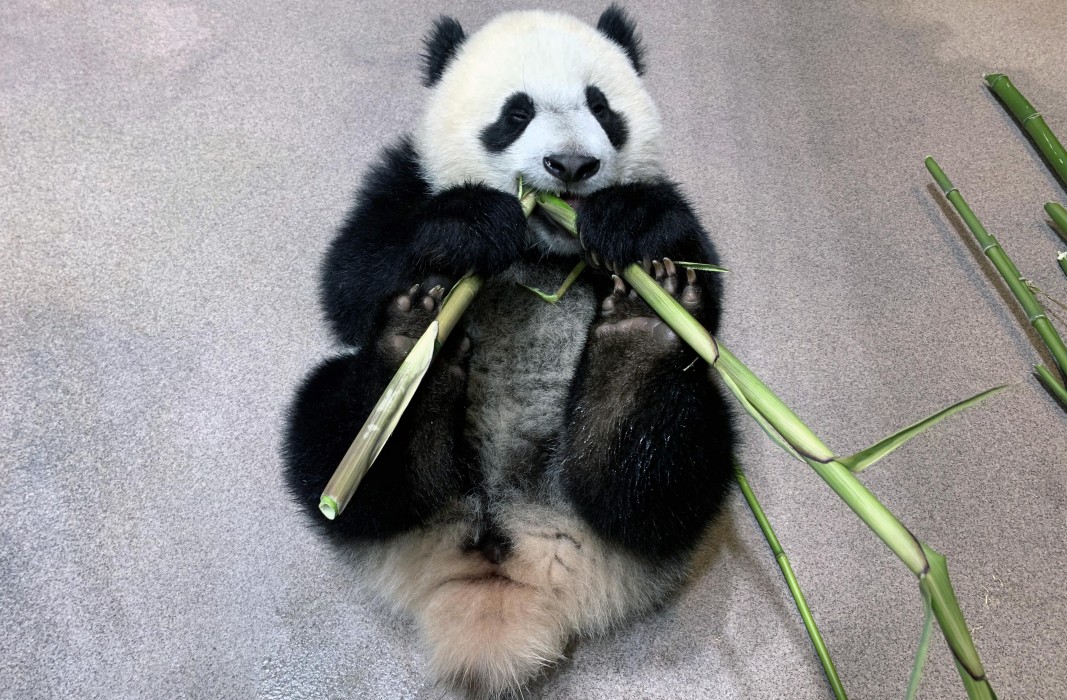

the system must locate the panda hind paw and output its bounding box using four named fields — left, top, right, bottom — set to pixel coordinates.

left=594, top=258, right=702, bottom=346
